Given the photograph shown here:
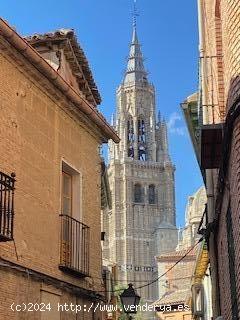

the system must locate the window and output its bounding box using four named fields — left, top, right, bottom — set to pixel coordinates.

left=62, top=172, right=72, bottom=216
left=0, top=171, right=16, bottom=241
left=134, top=184, right=143, bottom=203
left=149, top=185, right=156, bottom=204
left=127, top=118, right=134, bottom=143
left=138, top=119, right=146, bottom=143
left=60, top=161, right=89, bottom=276
left=127, top=117, right=134, bottom=158
left=138, top=145, right=146, bottom=161
left=192, top=284, right=204, bottom=317
left=138, top=119, right=147, bottom=161
left=128, top=145, right=134, bottom=158
left=61, top=170, right=73, bottom=268
left=61, top=161, right=81, bottom=220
